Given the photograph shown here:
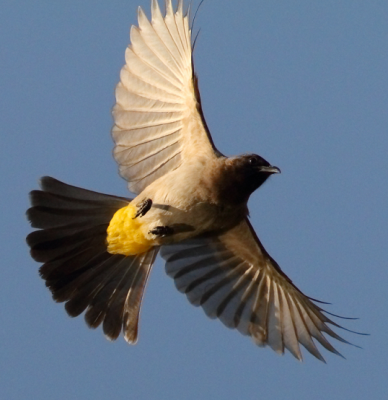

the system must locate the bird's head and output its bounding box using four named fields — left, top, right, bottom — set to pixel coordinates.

left=223, top=154, right=280, bottom=203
